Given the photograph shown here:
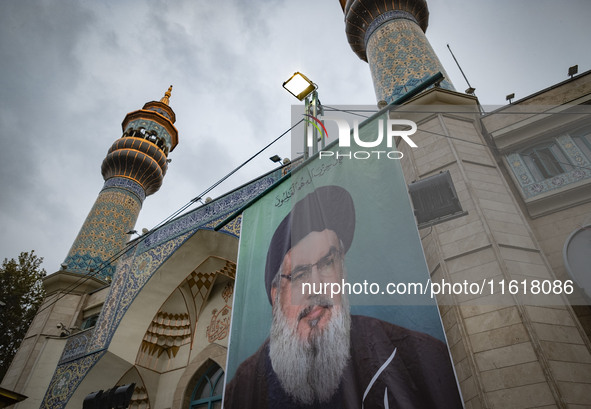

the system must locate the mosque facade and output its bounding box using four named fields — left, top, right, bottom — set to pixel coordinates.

left=2, top=1, right=591, bottom=408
